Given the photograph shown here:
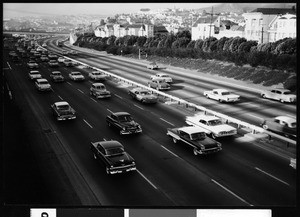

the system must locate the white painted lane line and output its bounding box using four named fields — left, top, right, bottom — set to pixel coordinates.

left=134, top=104, right=144, bottom=110
left=137, top=170, right=158, bottom=190
left=67, top=82, right=72, bottom=85
left=255, top=167, right=290, bottom=186
left=160, top=118, right=175, bottom=126
left=90, top=97, right=97, bottom=103
left=247, top=114, right=264, bottom=120
left=57, top=95, right=64, bottom=100
left=107, top=109, right=113, bottom=114
left=77, top=89, right=84, bottom=94
left=161, top=145, right=179, bottom=157
left=114, top=94, right=123, bottom=99
left=83, top=119, right=93, bottom=128
left=211, top=179, right=252, bottom=206
left=7, top=62, right=12, bottom=70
